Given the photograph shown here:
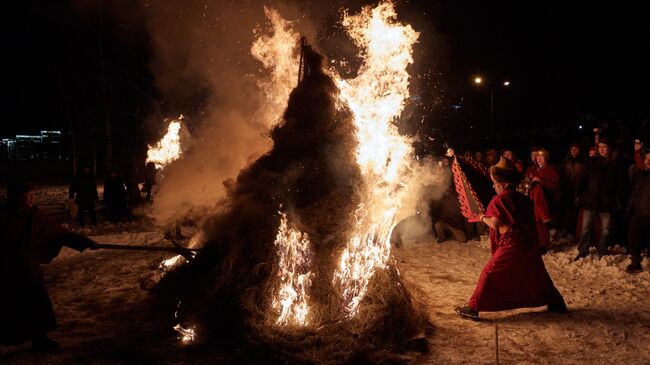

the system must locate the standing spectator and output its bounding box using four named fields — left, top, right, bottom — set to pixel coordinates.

left=474, top=151, right=485, bottom=166
left=575, top=138, right=620, bottom=260
left=560, top=143, right=586, bottom=236
left=625, top=150, right=650, bottom=273
left=485, top=149, right=498, bottom=167
left=526, top=148, right=560, bottom=251
left=588, top=147, right=596, bottom=157
left=633, top=139, right=645, bottom=170
left=501, top=149, right=524, bottom=173
left=69, top=166, right=98, bottom=226
left=143, top=162, right=157, bottom=202
left=103, top=168, right=127, bottom=223
left=0, top=182, right=97, bottom=352
left=123, top=162, right=142, bottom=207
